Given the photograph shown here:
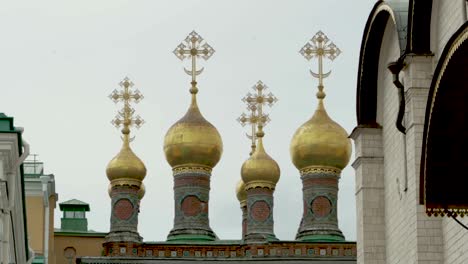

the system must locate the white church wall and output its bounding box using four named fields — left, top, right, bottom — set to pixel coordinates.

left=355, top=1, right=467, bottom=264
left=404, top=55, right=444, bottom=264
left=442, top=217, right=468, bottom=264
left=351, top=127, right=385, bottom=264
left=377, top=18, right=416, bottom=264
left=431, top=0, right=466, bottom=61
